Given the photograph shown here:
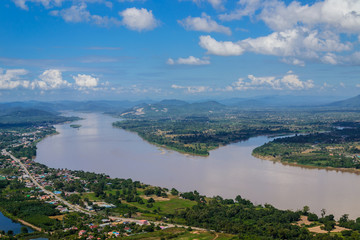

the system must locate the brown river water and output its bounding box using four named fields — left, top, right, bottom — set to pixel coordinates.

left=35, top=112, right=360, bottom=219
